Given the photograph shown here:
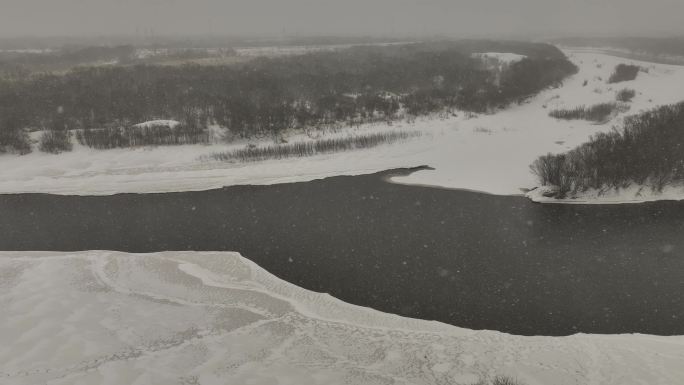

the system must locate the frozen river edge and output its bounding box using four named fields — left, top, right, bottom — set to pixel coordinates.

left=1, top=250, right=683, bottom=385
